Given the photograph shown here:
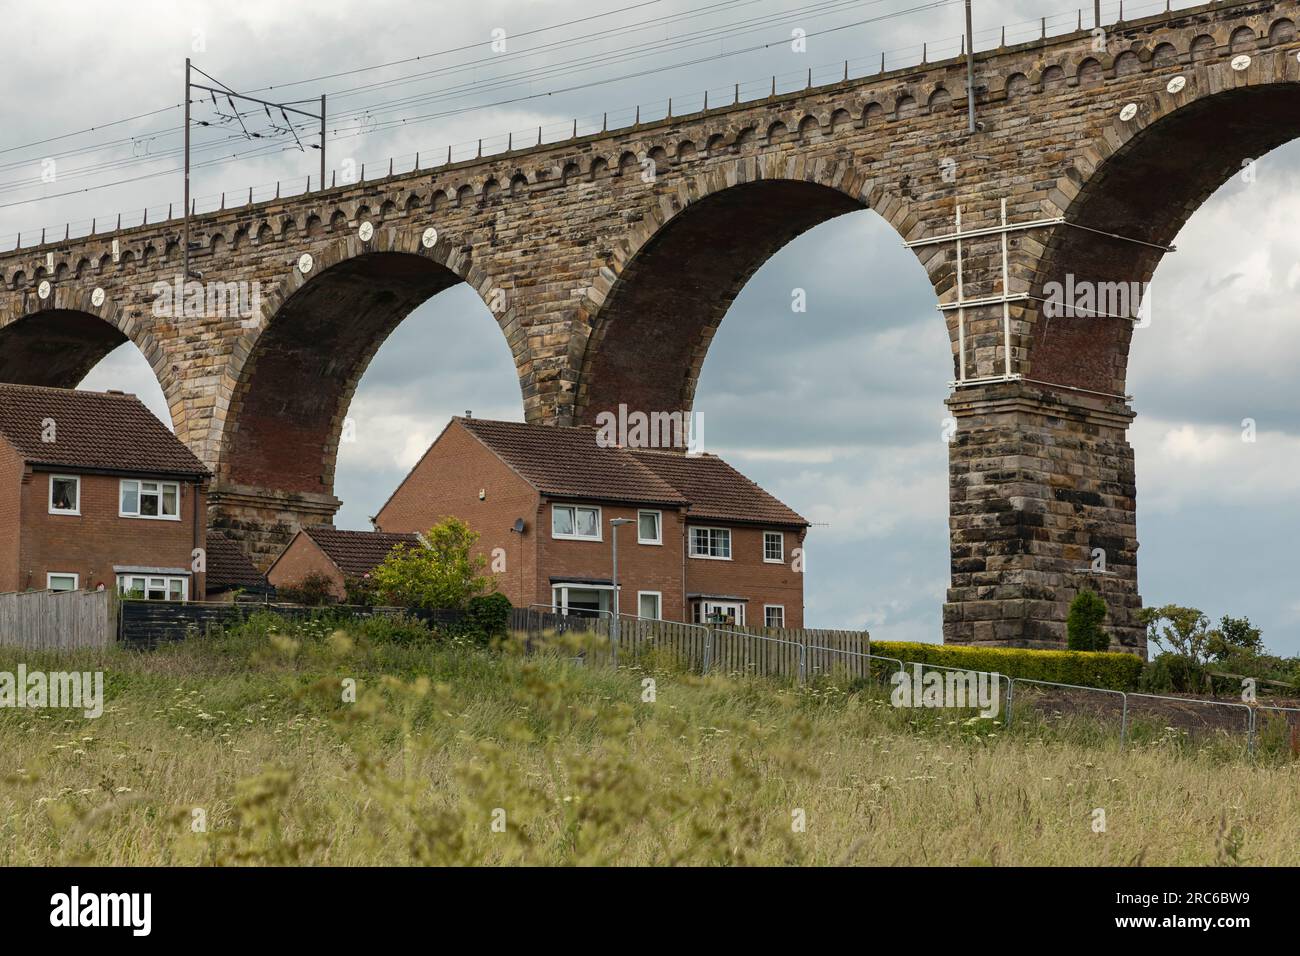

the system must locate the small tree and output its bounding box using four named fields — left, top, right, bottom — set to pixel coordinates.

left=1067, top=589, right=1109, bottom=651
left=1140, top=604, right=1212, bottom=664
left=1206, top=614, right=1263, bottom=662
left=372, top=517, right=495, bottom=611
